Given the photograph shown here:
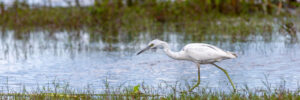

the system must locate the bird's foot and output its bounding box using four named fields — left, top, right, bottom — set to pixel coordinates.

left=180, top=90, right=188, bottom=94
left=180, top=90, right=197, bottom=95
left=233, top=89, right=237, bottom=93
